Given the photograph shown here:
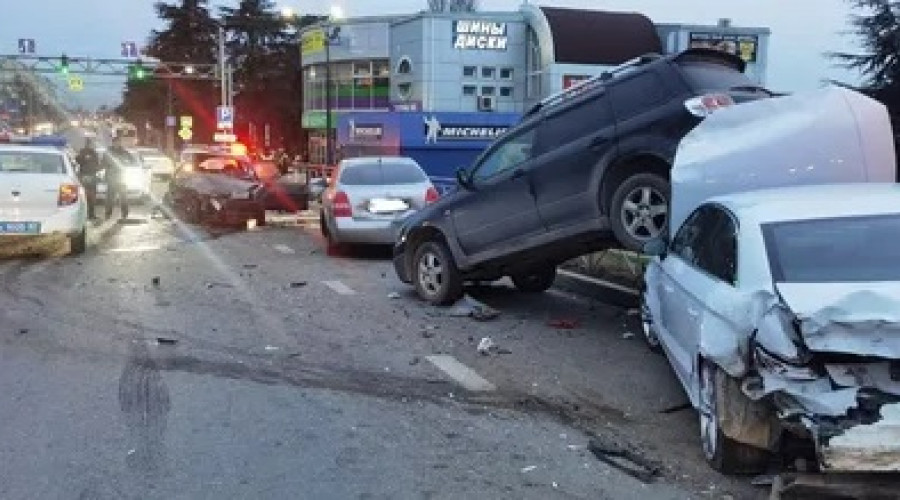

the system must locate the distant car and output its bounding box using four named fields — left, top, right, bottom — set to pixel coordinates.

left=0, top=143, right=87, bottom=254
left=167, top=155, right=266, bottom=227
left=97, top=148, right=151, bottom=203
left=133, top=147, right=175, bottom=180
left=320, top=157, right=438, bottom=247
left=642, top=184, right=900, bottom=475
